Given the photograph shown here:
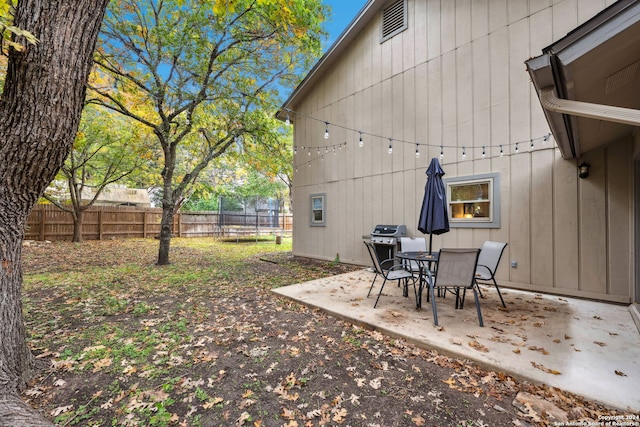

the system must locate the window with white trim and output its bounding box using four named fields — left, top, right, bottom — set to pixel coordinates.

left=381, top=0, right=407, bottom=43
left=310, top=193, right=326, bottom=227
left=444, top=173, right=501, bottom=228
